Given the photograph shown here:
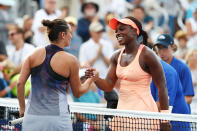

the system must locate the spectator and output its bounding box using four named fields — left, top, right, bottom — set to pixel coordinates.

left=186, top=49, right=197, bottom=113
left=0, top=1, right=16, bottom=46
left=148, top=42, right=190, bottom=130
left=59, top=6, right=69, bottom=19
left=151, top=60, right=190, bottom=130
left=23, top=15, right=34, bottom=43
left=32, top=0, right=61, bottom=47
left=174, top=30, right=189, bottom=61
left=5, top=26, right=35, bottom=81
left=22, top=15, right=34, bottom=44
left=77, top=1, right=105, bottom=42
left=154, top=34, right=194, bottom=113
left=64, top=16, right=82, bottom=58
left=186, top=7, right=197, bottom=49
left=79, top=21, right=113, bottom=79
left=131, top=5, right=153, bottom=33
left=1, top=59, right=16, bottom=97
